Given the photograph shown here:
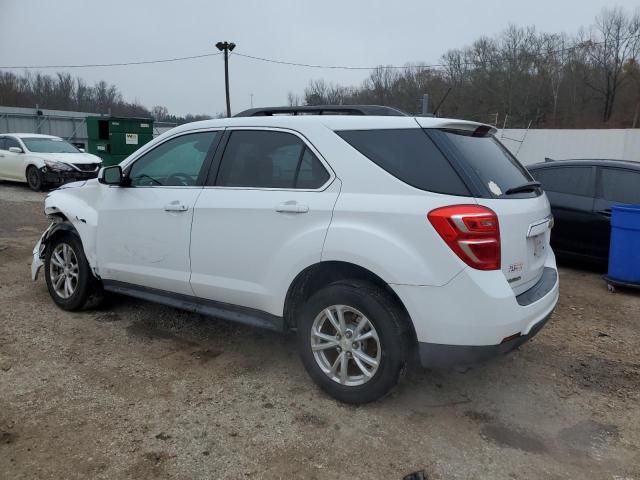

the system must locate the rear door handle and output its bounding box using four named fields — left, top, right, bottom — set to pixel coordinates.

left=164, top=202, right=189, bottom=212
left=276, top=202, right=309, bottom=214
left=597, top=209, right=612, bottom=217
